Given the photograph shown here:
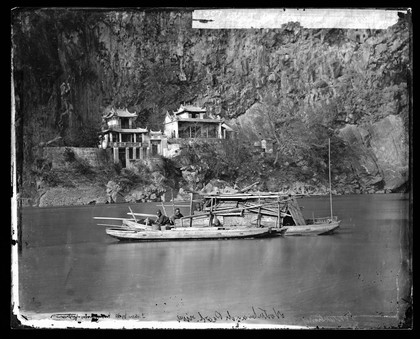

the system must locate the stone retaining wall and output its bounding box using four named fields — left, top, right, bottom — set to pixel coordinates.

left=42, top=147, right=113, bottom=168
